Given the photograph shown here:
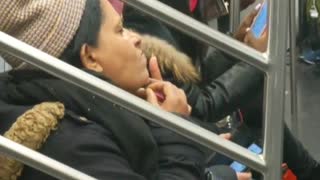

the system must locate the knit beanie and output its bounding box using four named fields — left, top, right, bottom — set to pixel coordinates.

left=0, top=0, right=87, bottom=69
